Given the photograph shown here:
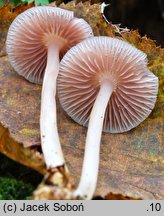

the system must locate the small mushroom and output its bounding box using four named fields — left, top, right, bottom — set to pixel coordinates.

left=57, top=36, right=158, bottom=199
left=6, top=6, right=93, bottom=171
